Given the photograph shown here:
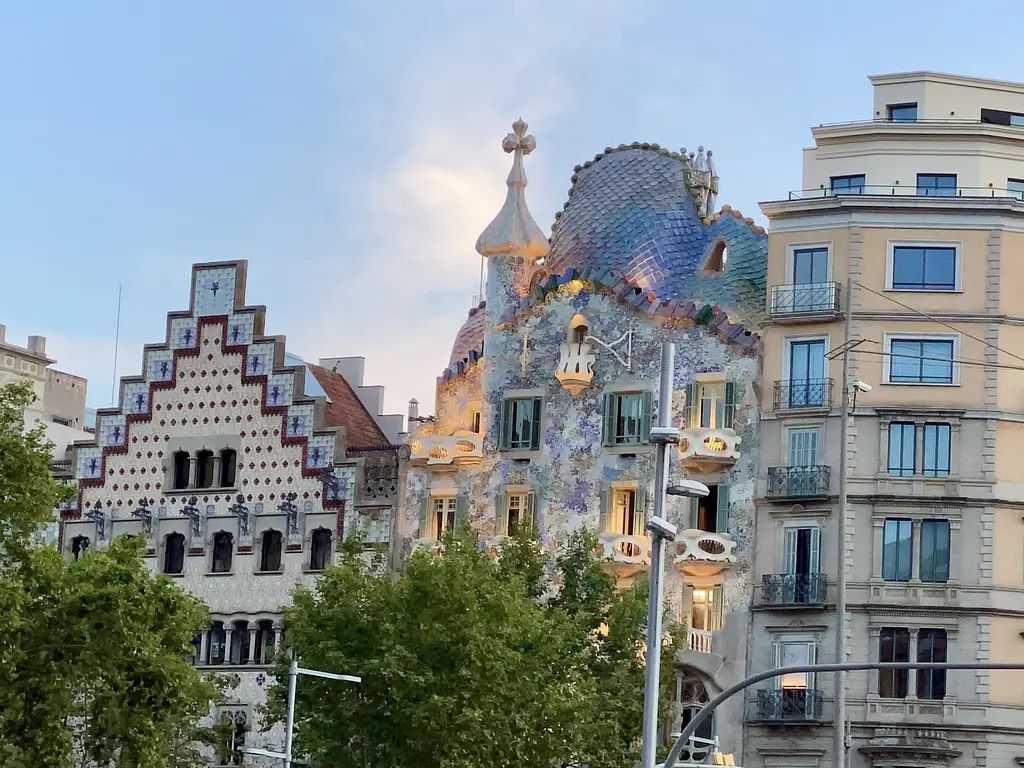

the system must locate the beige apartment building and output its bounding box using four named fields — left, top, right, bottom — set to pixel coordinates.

left=750, top=72, right=1024, bottom=768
